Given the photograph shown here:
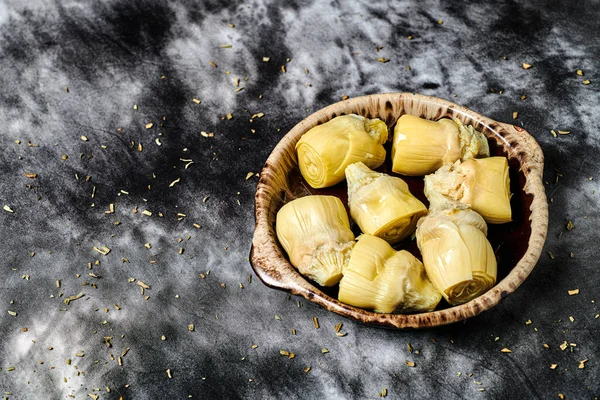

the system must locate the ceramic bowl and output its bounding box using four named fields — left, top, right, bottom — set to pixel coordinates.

left=250, top=92, right=548, bottom=329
